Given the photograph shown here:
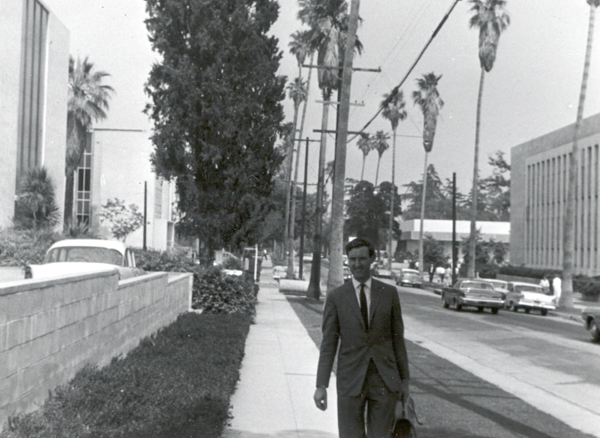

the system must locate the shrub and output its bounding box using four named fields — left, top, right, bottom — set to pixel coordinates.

left=0, top=228, right=59, bottom=266
left=1, top=312, right=251, bottom=438
left=133, top=248, right=257, bottom=315
left=13, top=167, right=60, bottom=230
left=99, top=198, right=144, bottom=242
left=193, top=266, right=257, bottom=316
